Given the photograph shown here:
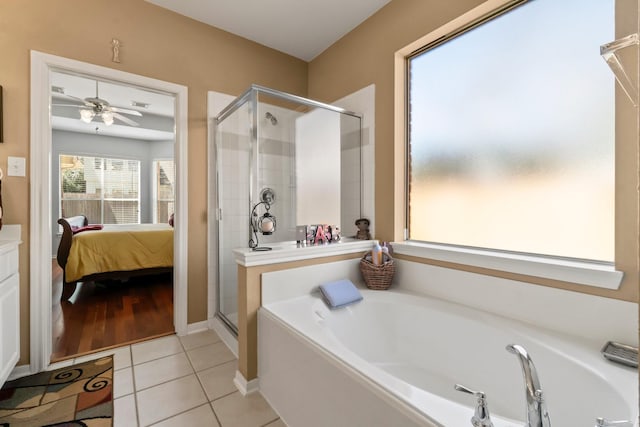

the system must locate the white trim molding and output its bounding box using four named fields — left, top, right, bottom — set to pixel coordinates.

left=30, top=52, right=52, bottom=375
left=7, top=365, right=32, bottom=382
left=206, top=91, right=236, bottom=334
left=186, top=321, right=209, bottom=335
left=234, top=370, right=260, bottom=396
left=393, top=241, right=624, bottom=290
left=30, top=51, right=189, bottom=374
